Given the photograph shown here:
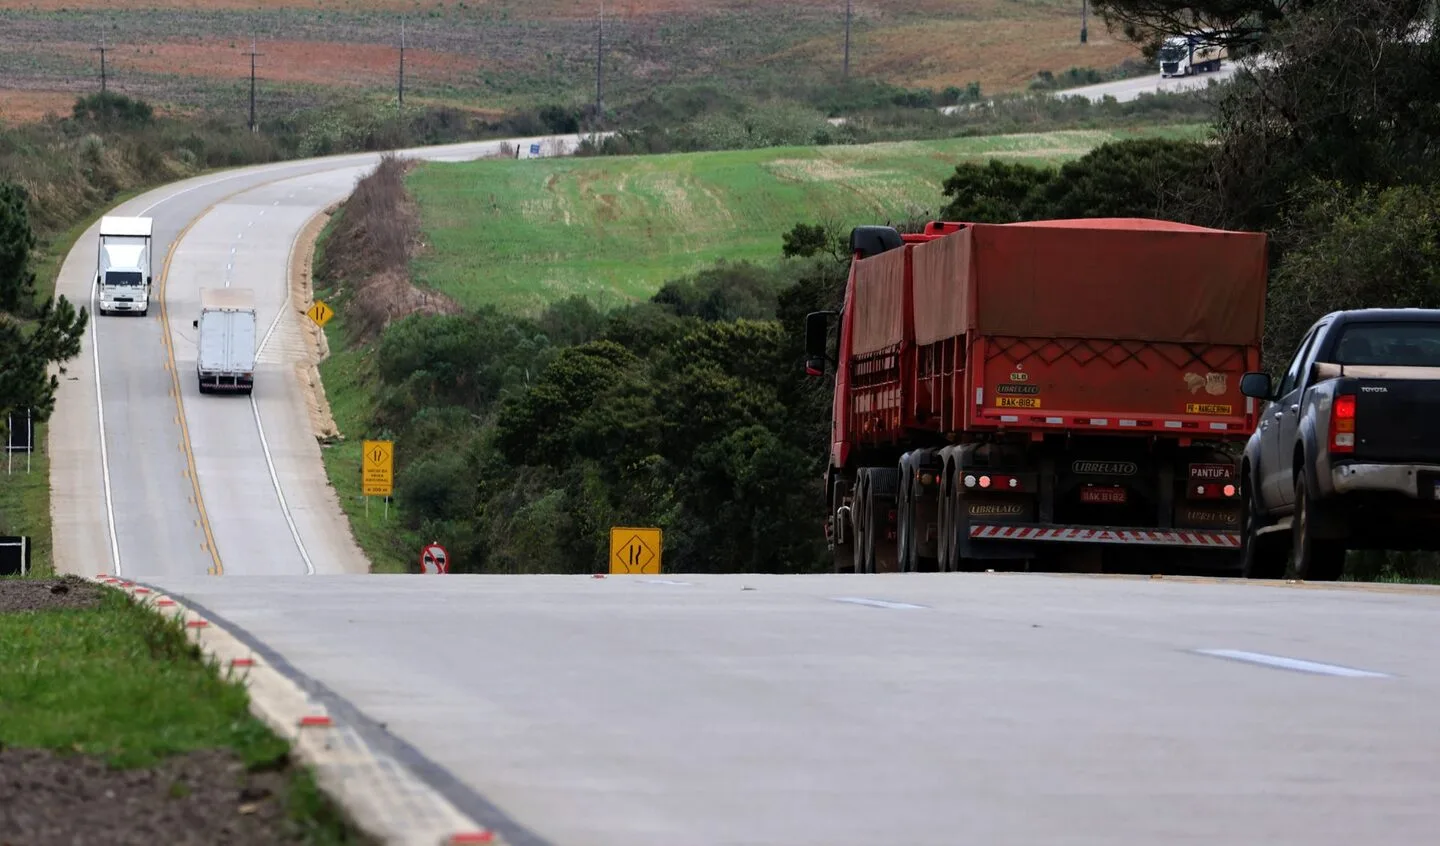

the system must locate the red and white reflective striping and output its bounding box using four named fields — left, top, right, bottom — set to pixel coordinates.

left=970, top=523, right=1240, bottom=547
